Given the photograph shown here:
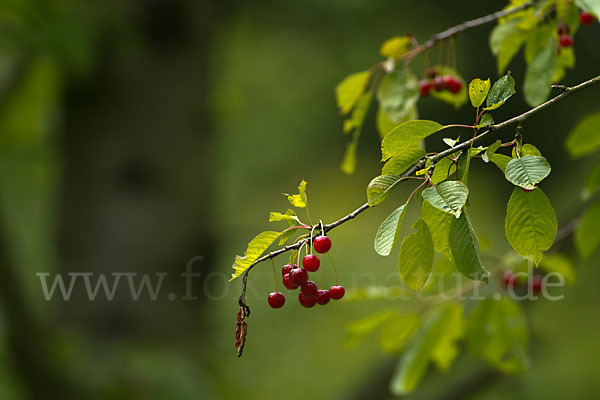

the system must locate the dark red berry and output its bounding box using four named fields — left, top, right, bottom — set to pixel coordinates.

left=316, top=289, right=331, bottom=305
left=557, top=22, right=570, bottom=35
left=531, top=275, right=543, bottom=293
left=502, top=271, right=517, bottom=289
left=313, top=236, right=332, bottom=253
left=268, top=292, right=285, bottom=308
left=281, top=264, right=295, bottom=276
left=426, top=67, right=437, bottom=79
left=418, top=80, right=432, bottom=97
left=559, top=34, right=573, bottom=47
left=580, top=11, right=595, bottom=26
left=432, top=76, right=445, bottom=91
left=302, top=254, right=320, bottom=272
left=289, top=267, right=308, bottom=285
left=298, top=291, right=317, bottom=308
left=329, top=285, right=345, bottom=300
left=283, top=274, right=299, bottom=290
left=443, top=75, right=462, bottom=94
left=300, top=280, right=318, bottom=297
